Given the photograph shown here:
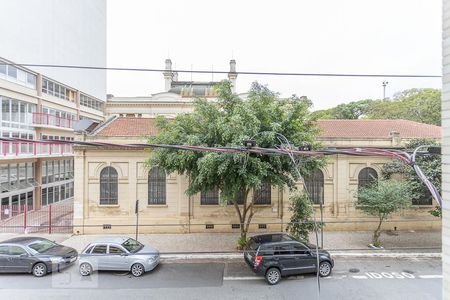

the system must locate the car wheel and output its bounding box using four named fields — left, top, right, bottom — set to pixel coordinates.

left=79, top=263, right=93, bottom=276
left=32, top=262, right=47, bottom=277
left=131, top=263, right=145, bottom=277
left=319, top=261, right=332, bottom=277
left=265, top=267, right=281, bottom=285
